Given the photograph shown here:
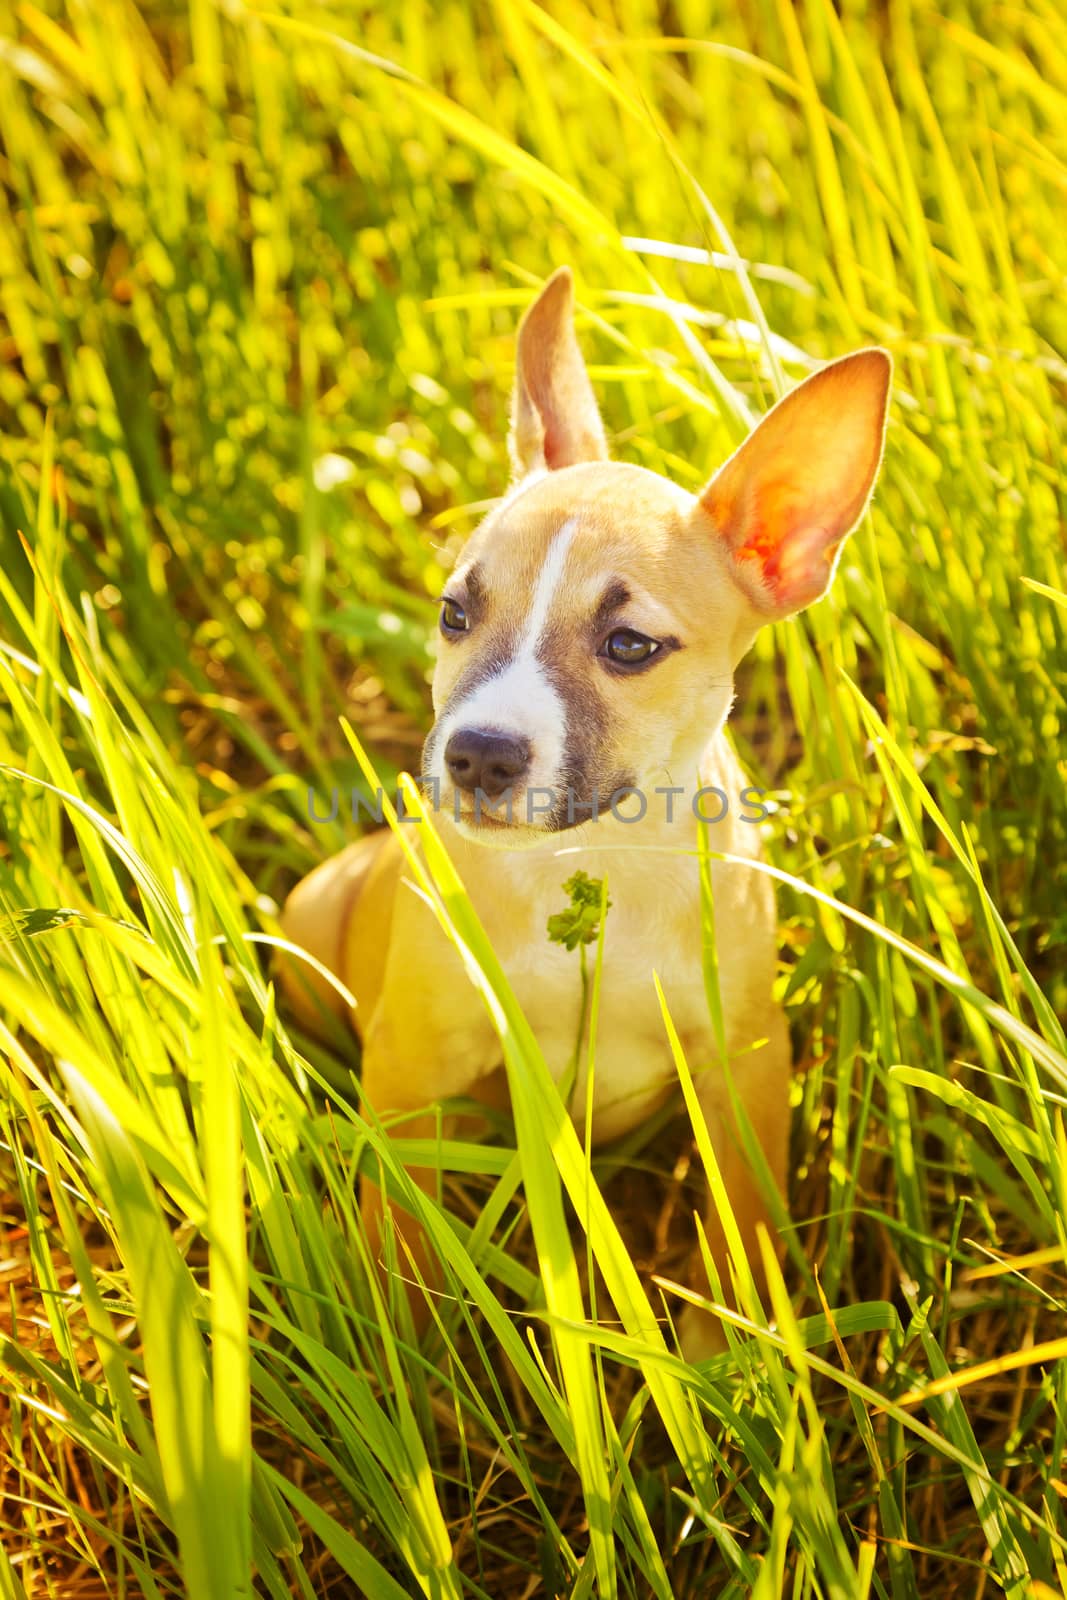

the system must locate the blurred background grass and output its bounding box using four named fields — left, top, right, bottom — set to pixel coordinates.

left=0, top=1, right=1065, bottom=1596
